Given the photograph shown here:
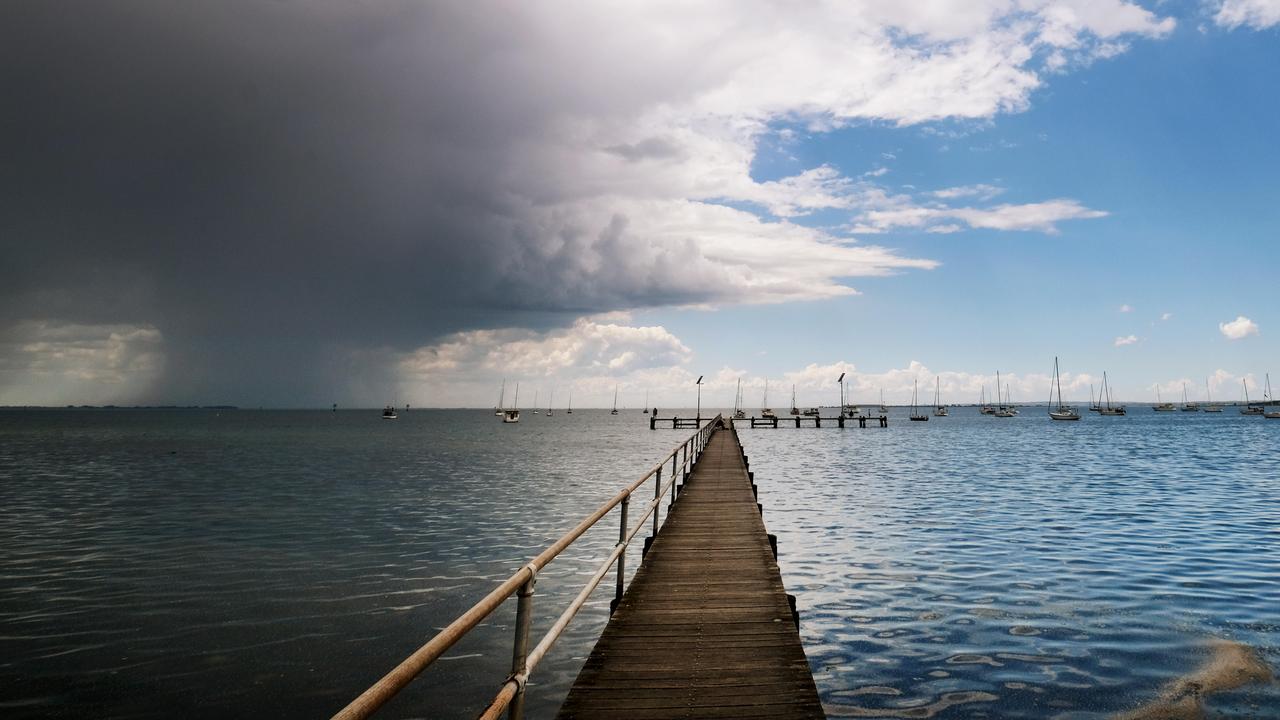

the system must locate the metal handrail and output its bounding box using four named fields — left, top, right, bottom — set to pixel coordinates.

left=332, top=414, right=723, bottom=720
